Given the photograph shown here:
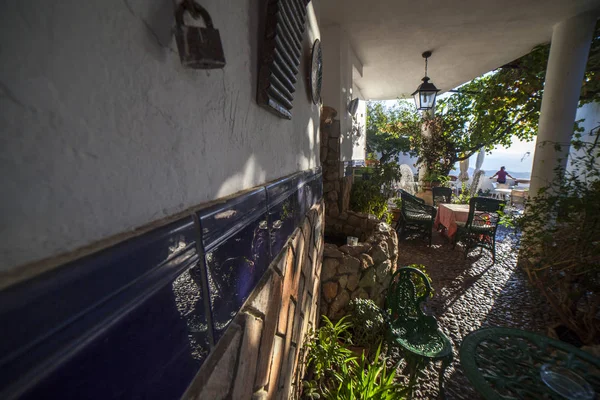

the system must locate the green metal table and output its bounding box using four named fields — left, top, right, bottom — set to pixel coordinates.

left=460, top=327, right=600, bottom=399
